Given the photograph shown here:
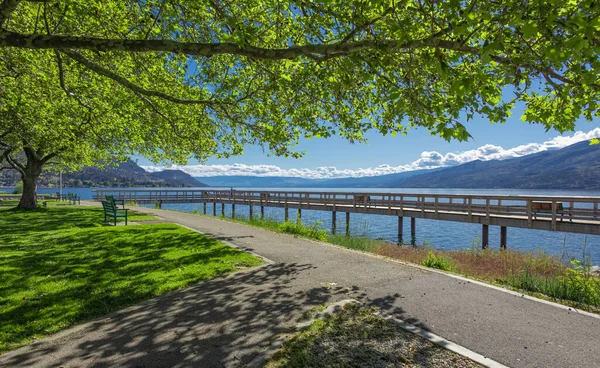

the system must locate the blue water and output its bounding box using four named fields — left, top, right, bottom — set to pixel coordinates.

left=13, top=186, right=600, bottom=265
